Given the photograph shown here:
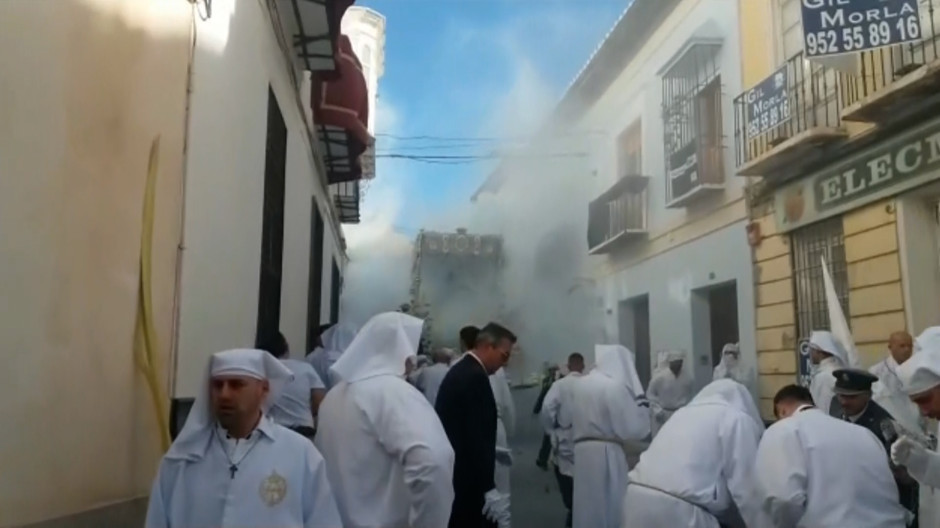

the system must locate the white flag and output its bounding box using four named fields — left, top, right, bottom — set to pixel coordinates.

left=821, top=256, right=859, bottom=367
